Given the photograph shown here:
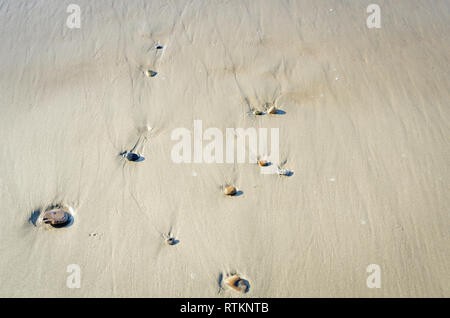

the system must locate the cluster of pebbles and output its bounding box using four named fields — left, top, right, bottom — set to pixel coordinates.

left=223, top=158, right=293, bottom=197
left=30, top=43, right=269, bottom=294
left=219, top=102, right=293, bottom=293
left=252, top=104, right=281, bottom=116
